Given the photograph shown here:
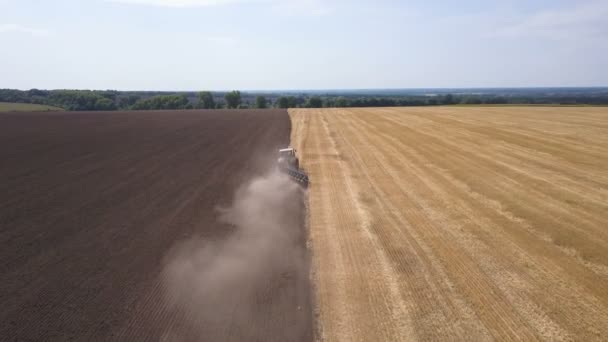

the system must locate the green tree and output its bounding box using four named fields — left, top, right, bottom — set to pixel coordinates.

left=335, top=97, right=349, bottom=107
left=95, top=97, right=117, bottom=111
left=131, top=95, right=190, bottom=110
left=306, top=96, right=323, bottom=108
left=118, top=95, right=141, bottom=109
left=198, top=91, right=215, bottom=109
left=443, top=94, right=454, bottom=105
left=275, top=96, right=299, bottom=108
left=461, top=96, right=482, bottom=104
left=255, top=96, right=267, bottom=108
left=276, top=96, right=289, bottom=108
left=224, top=90, right=242, bottom=109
